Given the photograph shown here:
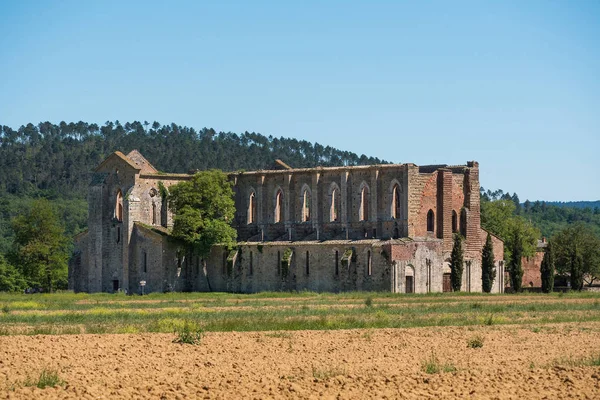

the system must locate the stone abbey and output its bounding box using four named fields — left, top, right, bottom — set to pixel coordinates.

left=69, top=150, right=505, bottom=294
